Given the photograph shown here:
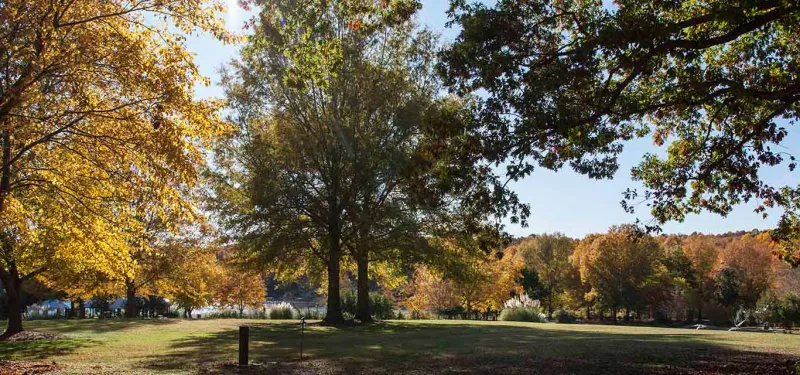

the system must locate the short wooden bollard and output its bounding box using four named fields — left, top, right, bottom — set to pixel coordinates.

left=238, top=326, right=249, bottom=367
